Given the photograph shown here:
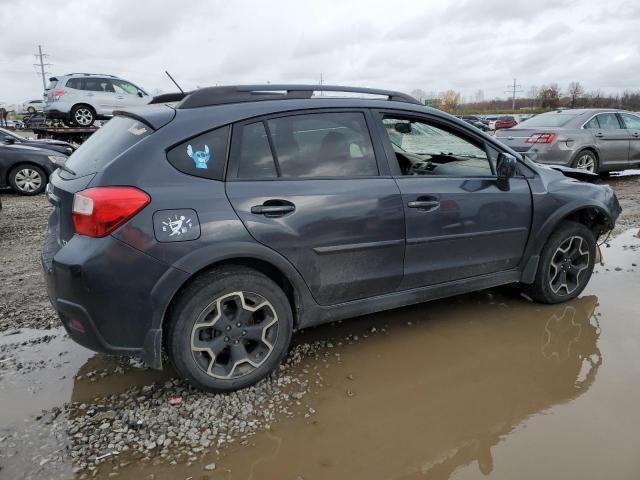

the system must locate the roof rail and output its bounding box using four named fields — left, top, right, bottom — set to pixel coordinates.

left=149, top=92, right=189, bottom=104
left=64, top=73, right=118, bottom=78
left=176, top=84, right=422, bottom=109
